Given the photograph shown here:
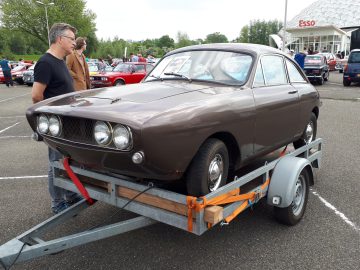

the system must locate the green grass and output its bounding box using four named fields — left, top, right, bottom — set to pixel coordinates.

left=14, top=55, right=42, bottom=62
